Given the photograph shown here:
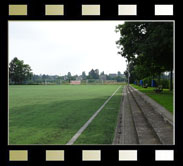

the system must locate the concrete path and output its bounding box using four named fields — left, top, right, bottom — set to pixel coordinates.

left=113, top=85, right=173, bottom=145
left=113, top=86, right=138, bottom=144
